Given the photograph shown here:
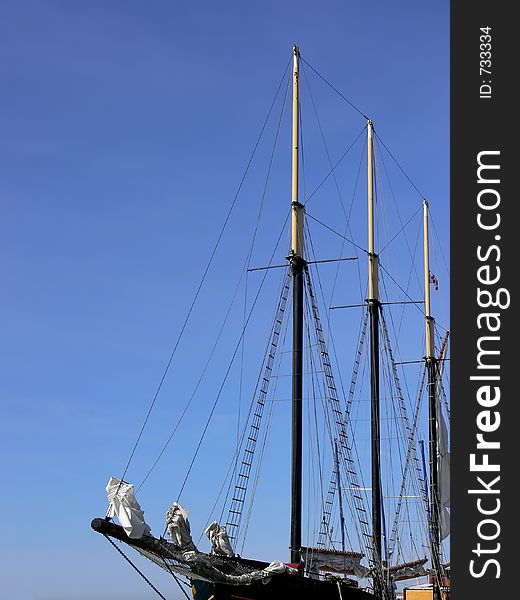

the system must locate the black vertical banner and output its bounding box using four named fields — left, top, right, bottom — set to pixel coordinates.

left=451, top=1, right=514, bottom=598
